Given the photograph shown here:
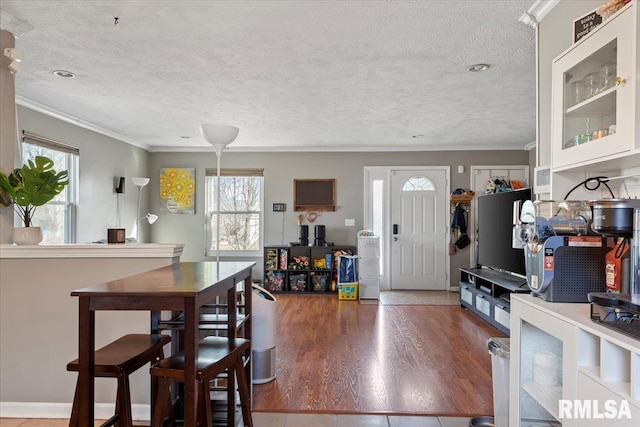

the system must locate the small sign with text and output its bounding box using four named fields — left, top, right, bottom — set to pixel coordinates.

left=574, top=10, right=603, bottom=43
